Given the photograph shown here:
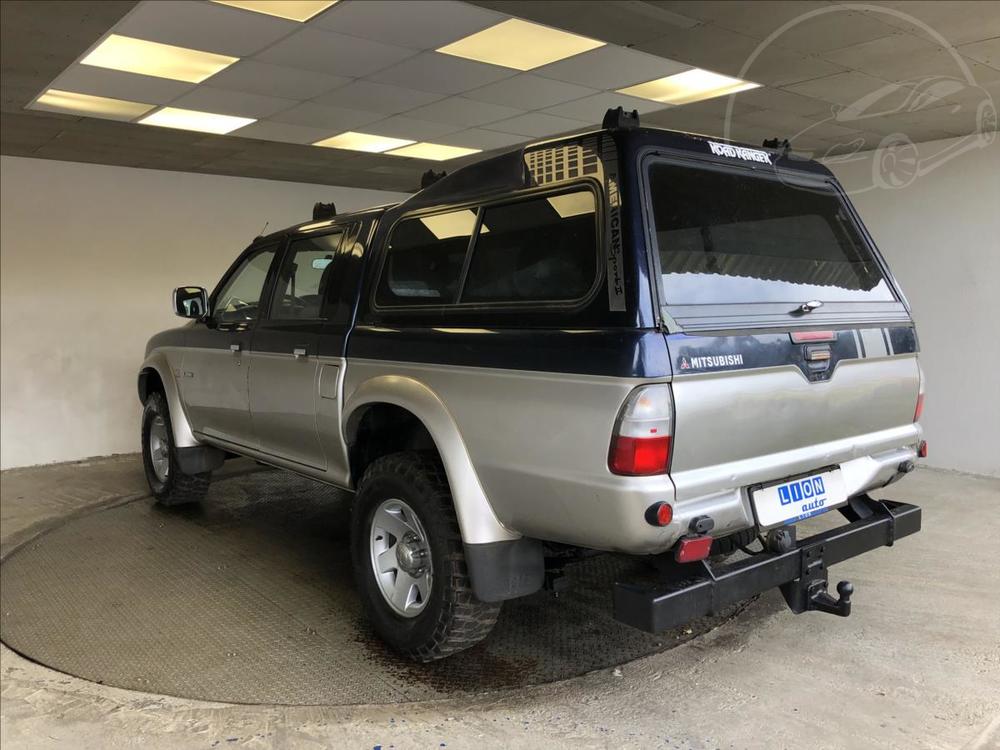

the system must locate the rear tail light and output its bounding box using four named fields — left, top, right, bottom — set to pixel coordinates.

left=914, top=364, right=926, bottom=422
left=609, top=384, right=673, bottom=476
